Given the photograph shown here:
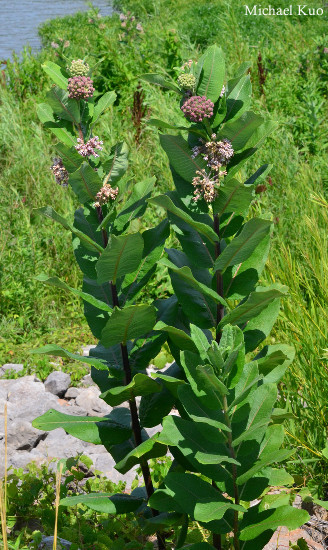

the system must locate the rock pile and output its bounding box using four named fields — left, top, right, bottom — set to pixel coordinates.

left=0, top=364, right=149, bottom=486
